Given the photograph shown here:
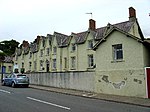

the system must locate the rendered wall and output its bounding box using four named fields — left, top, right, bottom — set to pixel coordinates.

left=95, top=31, right=147, bottom=98
left=26, top=71, right=95, bottom=92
